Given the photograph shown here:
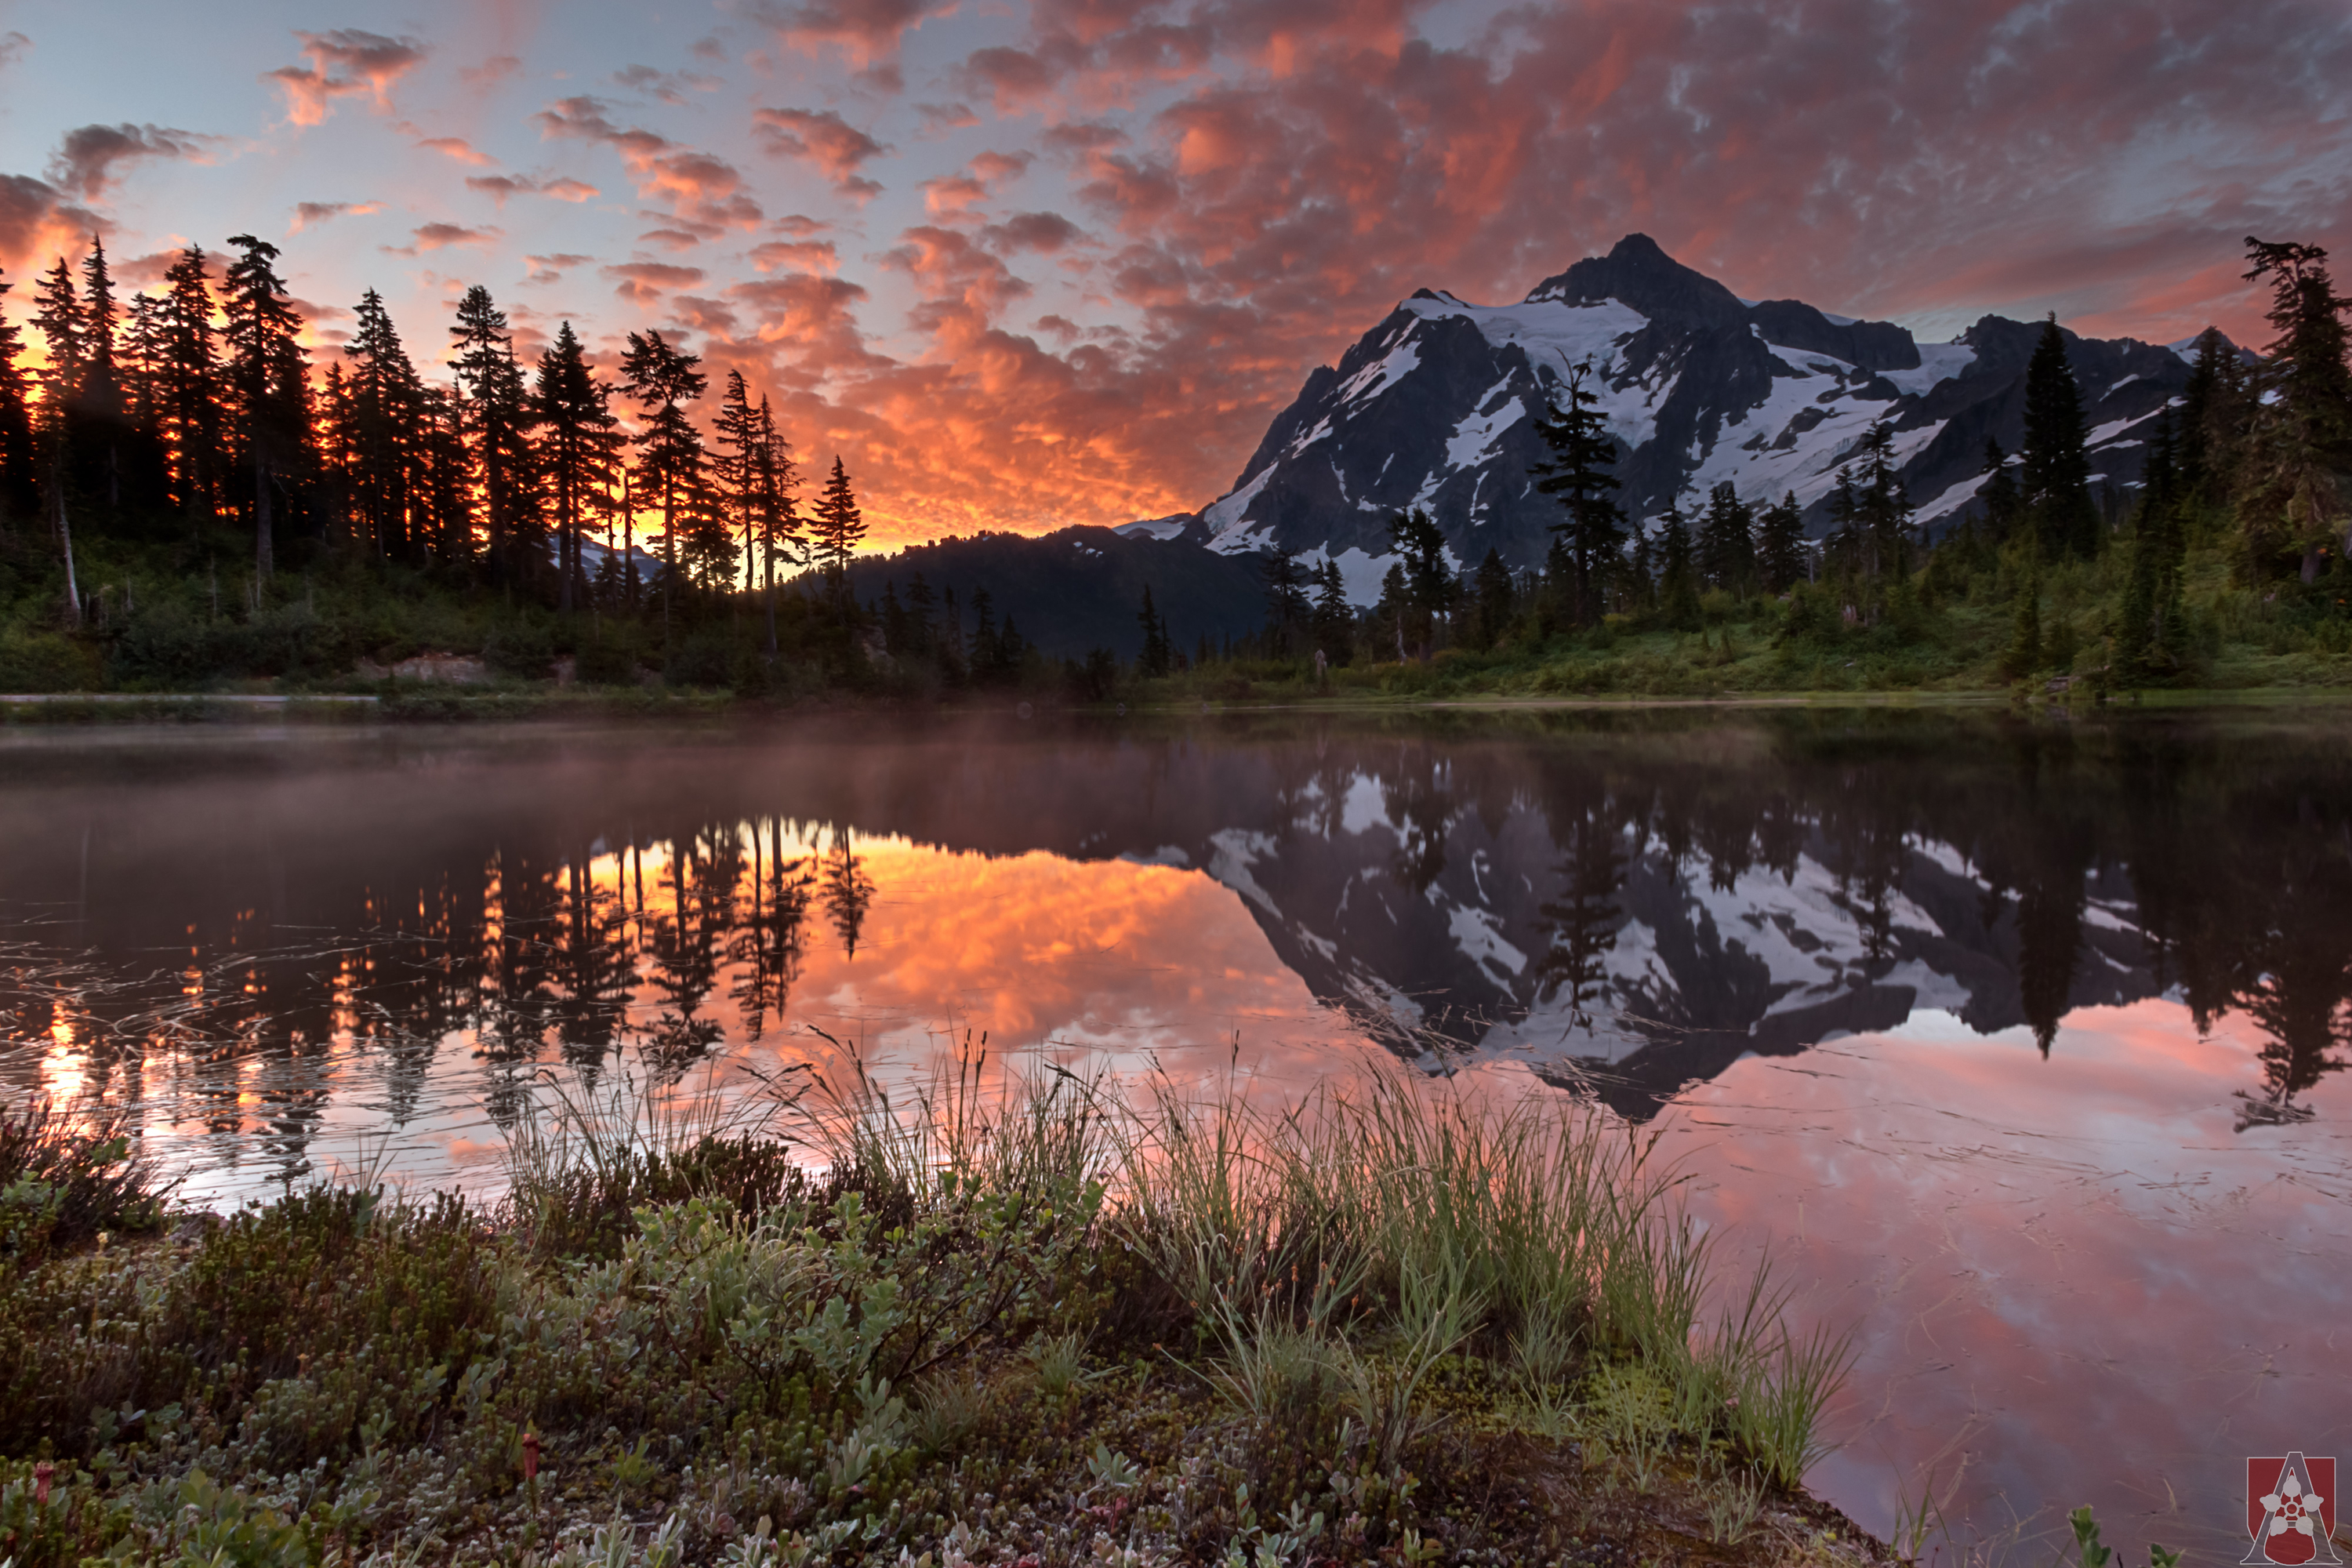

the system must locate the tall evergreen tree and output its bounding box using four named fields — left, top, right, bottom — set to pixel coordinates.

left=532, top=321, right=619, bottom=615
left=1977, top=437, right=2024, bottom=540
left=31, top=258, right=85, bottom=409
left=2020, top=316, right=2098, bottom=561
left=1136, top=585, right=1173, bottom=677
left=157, top=245, right=222, bottom=524
left=1386, top=507, right=1453, bottom=660
left=1311, top=558, right=1352, bottom=664
left=751, top=394, right=801, bottom=657
left=1695, top=481, right=1755, bottom=593
left=1657, top=502, right=1700, bottom=628
left=1261, top=546, right=1310, bottom=652
left=1855, top=422, right=1914, bottom=579
left=223, top=234, right=308, bottom=580
left=1527, top=359, right=1626, bottom=624
left=0, top=268, right=34, bottom=523
left=2239, top=237, right=2352, bottom=580
left=1754, top=492, right=1806, bottom=593
left=809, top=456, right=866, bottom=592
left=448, top=285, right=540, bottom=584
left=617, top=329, right=708, bottom=644
left=345, top=286, right=425, bottom=564
left=713, top=368, right=761, bottom=590
left=1470, top=546, right=1515, bottom=650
